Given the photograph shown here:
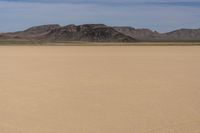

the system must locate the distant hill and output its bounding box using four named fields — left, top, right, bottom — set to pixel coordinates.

left=0, top=24, right=200, bottom=42
left=161, top=29, right=200, bottom=41
left=114, top=27, right=200, bottom=42
left=113, top=27, right=160, bottom=41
